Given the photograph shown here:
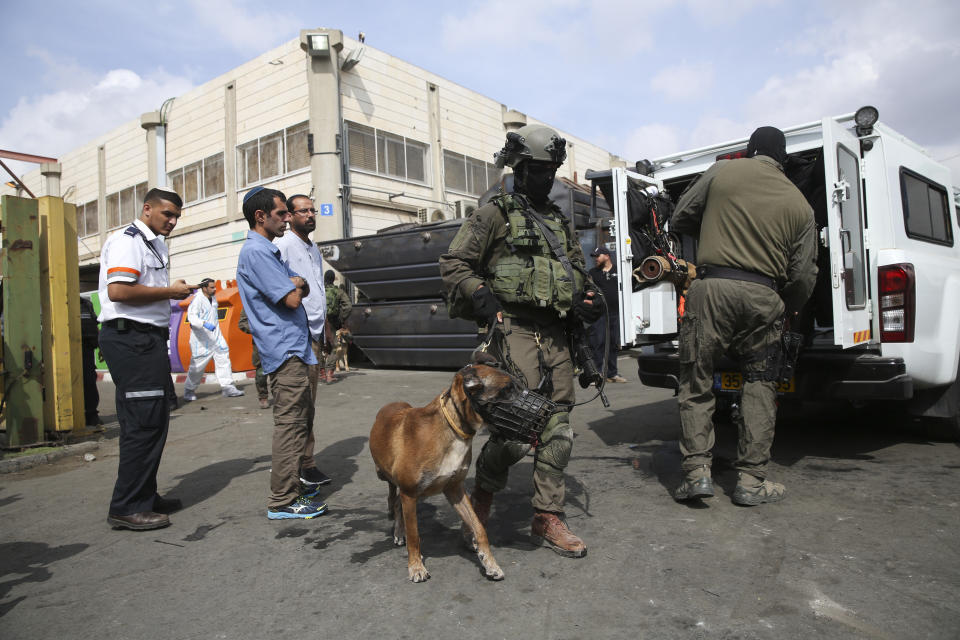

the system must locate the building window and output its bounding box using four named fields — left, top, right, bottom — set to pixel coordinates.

left=901, top=167, right=953, bottom=246
left=285, top=122, right=310, bottom=172
left=105, top=181, right=148, bottom=230
left=203, top=153, right=225, bottom=198
left=169, top=152, right=225, bottom=205
left=236, top=121, right=311, bottom=189
left=76, top=199, right=99, bottom=237
left=346, top=120, right=428, bottom=184
left=443, top=150, right=501, bottom=196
